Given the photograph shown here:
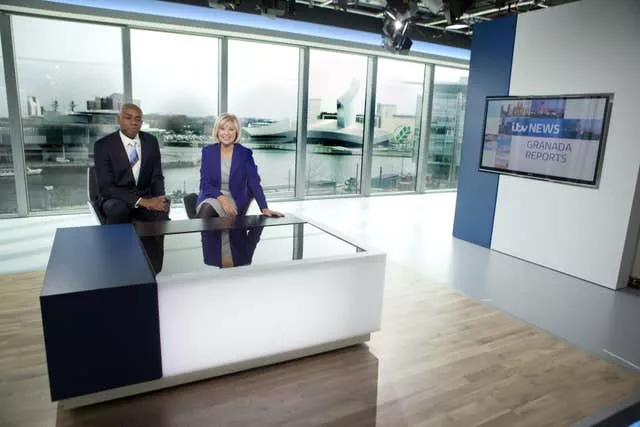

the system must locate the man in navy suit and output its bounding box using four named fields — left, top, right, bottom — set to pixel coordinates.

left=94, top=104, right=170, bottom=224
